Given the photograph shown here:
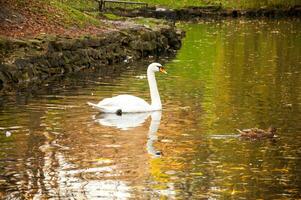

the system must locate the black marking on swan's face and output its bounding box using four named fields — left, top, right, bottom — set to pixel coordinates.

left=158, top=66, right=167, bottom=74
